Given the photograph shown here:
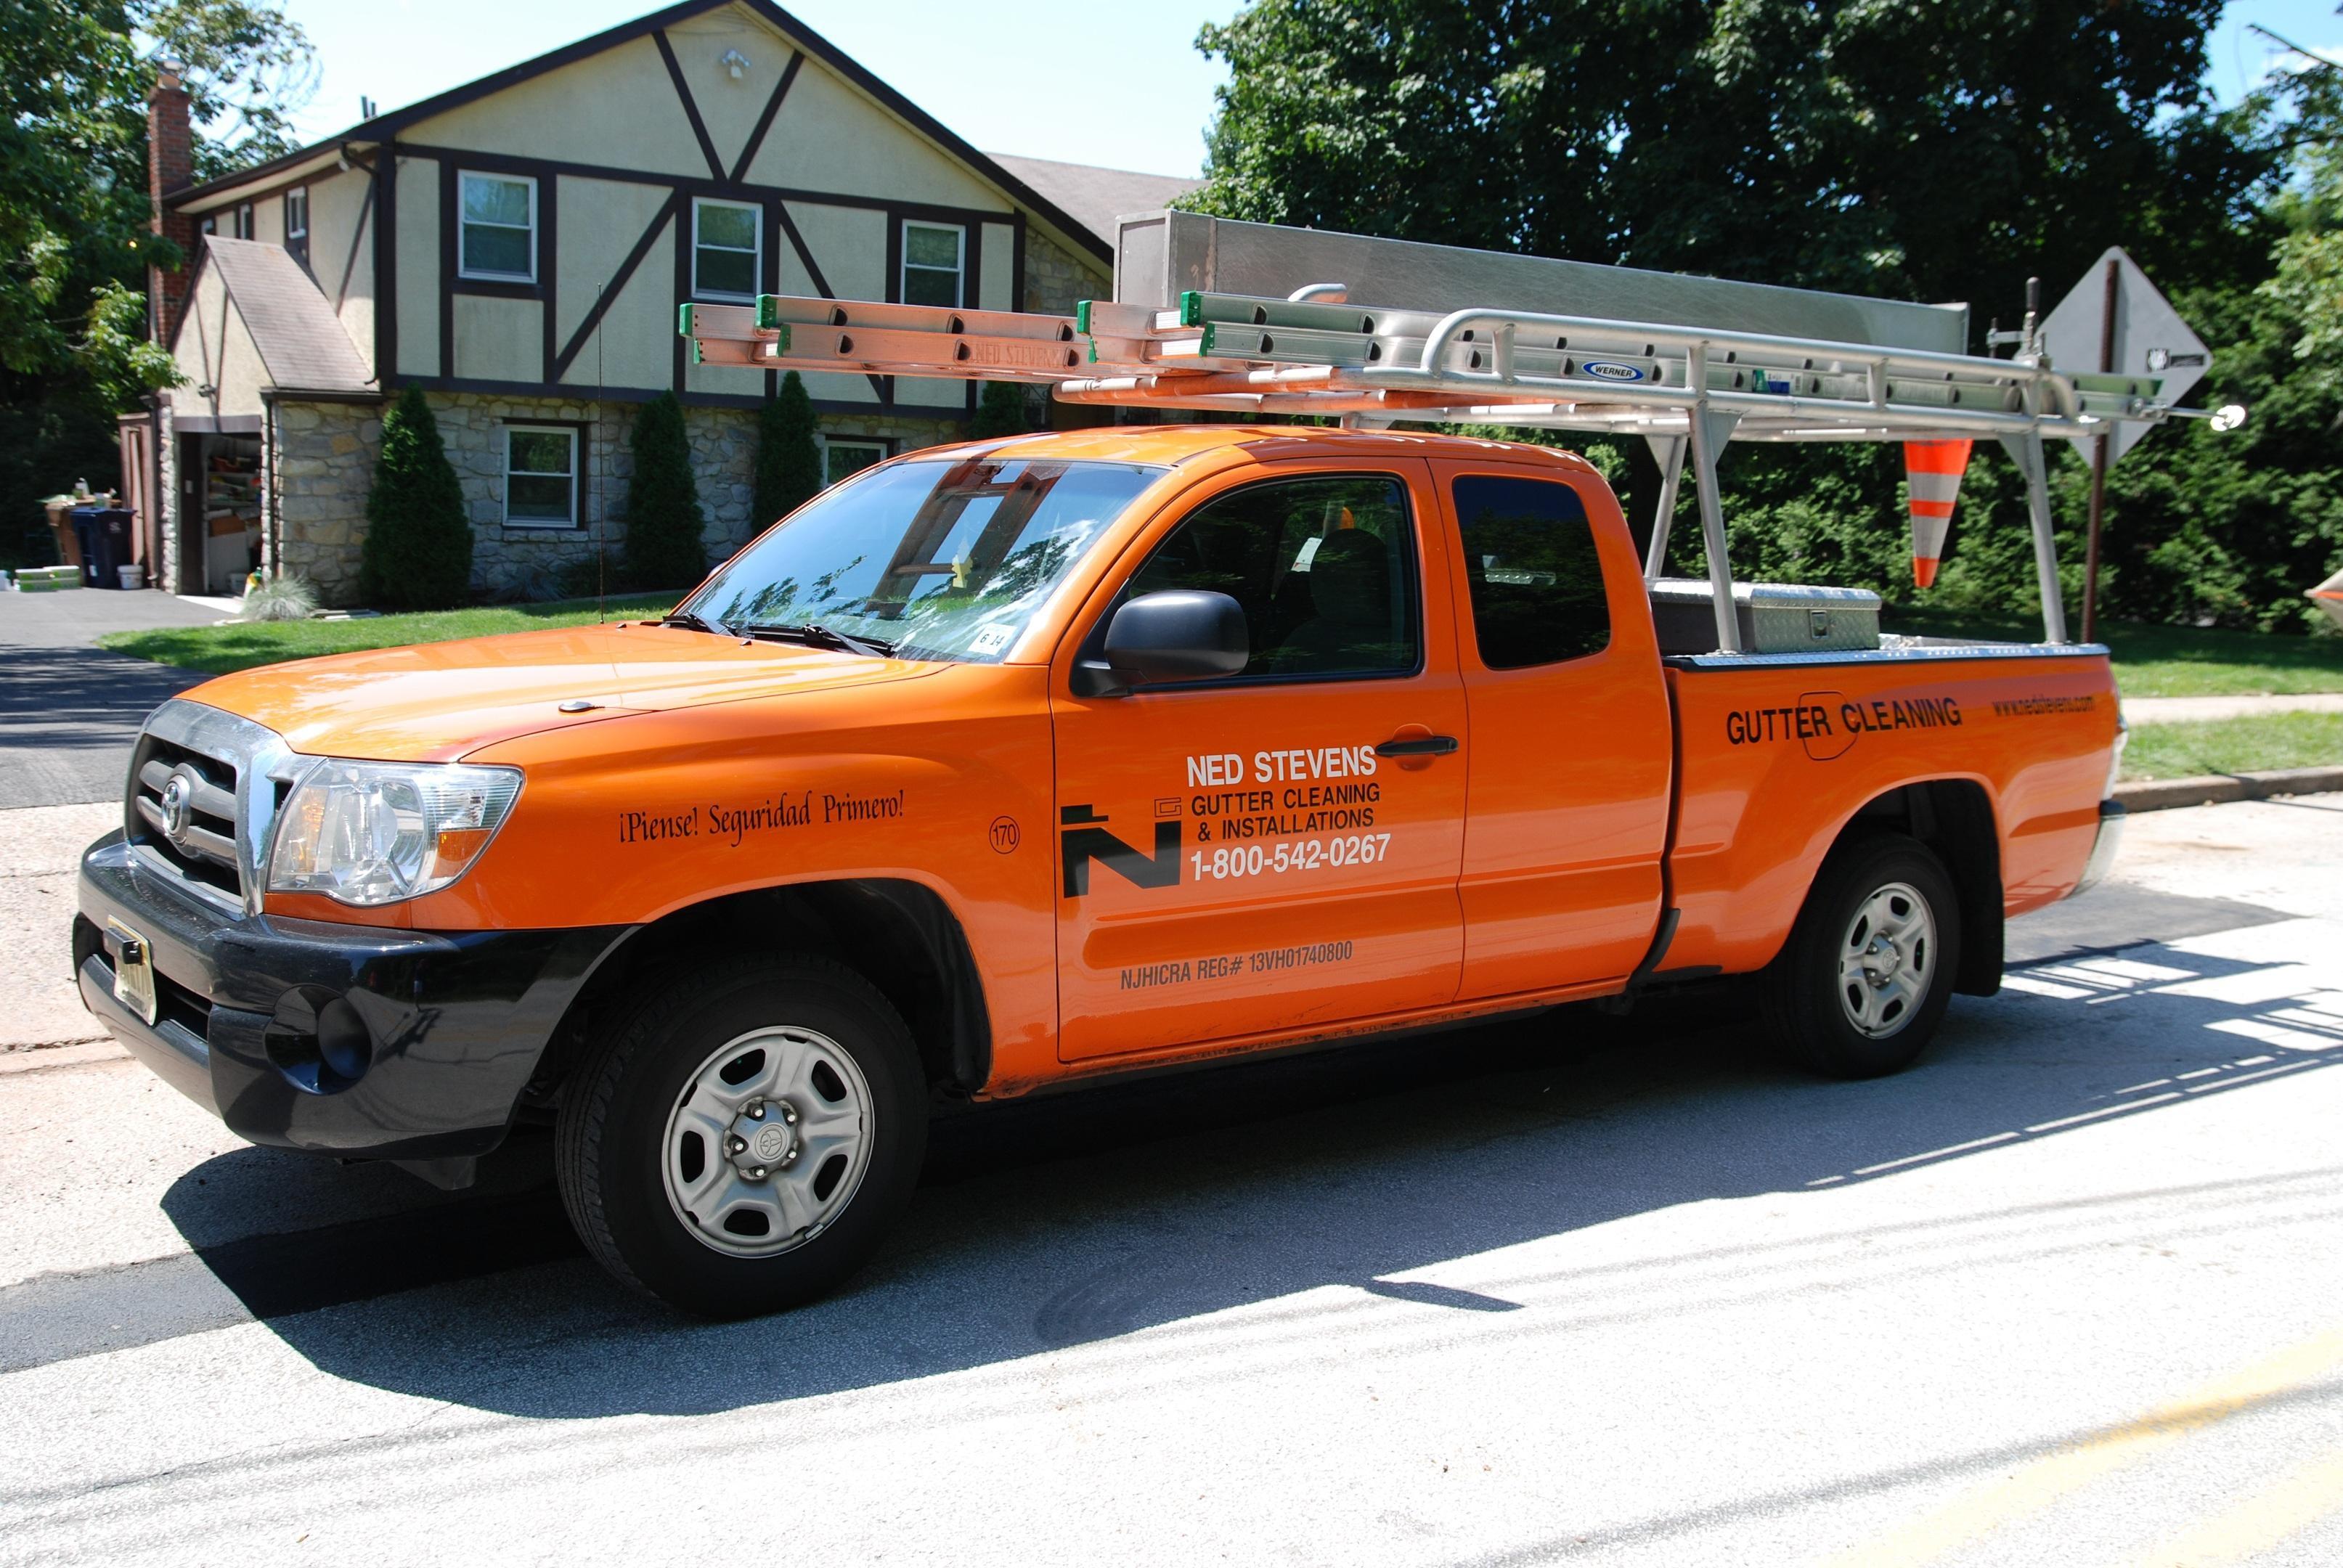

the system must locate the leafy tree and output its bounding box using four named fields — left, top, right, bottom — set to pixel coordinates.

left=0, top=1, right=311, bottom=565
left=624, top=391, right=709, bottom=590
left=359, top=387, right=473, bottom=610
left=754, top=370, right=823, bottom=528
left=1188, top=1, right=2343, bottom=632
